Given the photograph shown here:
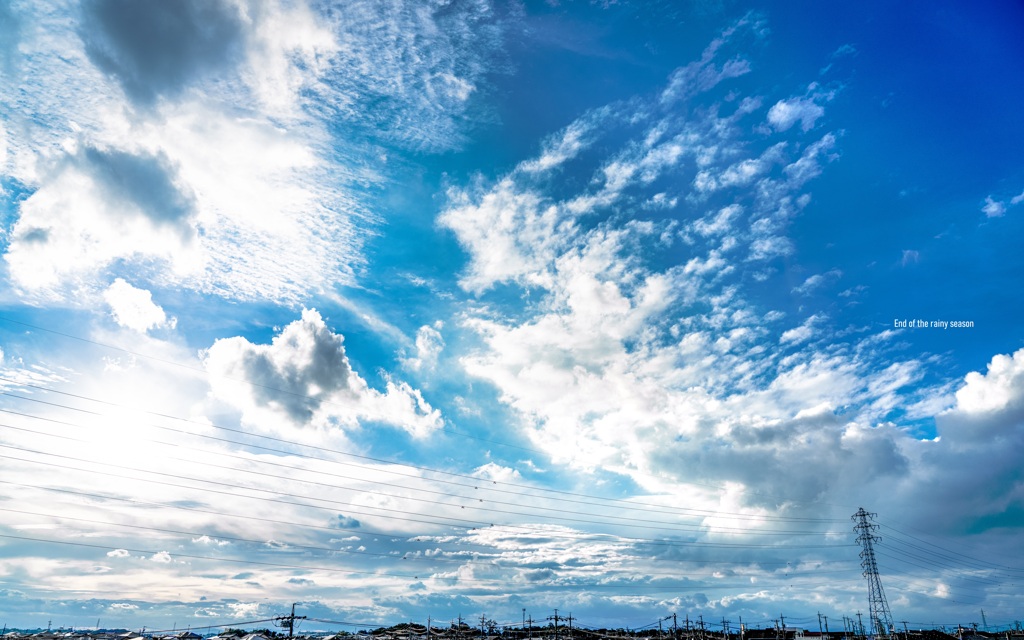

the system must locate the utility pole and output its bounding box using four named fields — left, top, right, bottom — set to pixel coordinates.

left=856, top=612, right=865, bottom=639
left=824, top=616, right=830, bottom=640
left=275, top=603, right=306, bottom=639
left=781, top=615, right=787, bottom=640
left=548, top=610, right=561, bottom=640
left=674, top=614, right=679, bottom=640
